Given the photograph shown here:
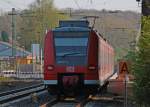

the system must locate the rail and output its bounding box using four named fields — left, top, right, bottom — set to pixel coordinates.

left=40, top=95, right=90, bottom=107
left=0, top=83, right=45, bottom=104
left=40, top=94, right=125, bottom=107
